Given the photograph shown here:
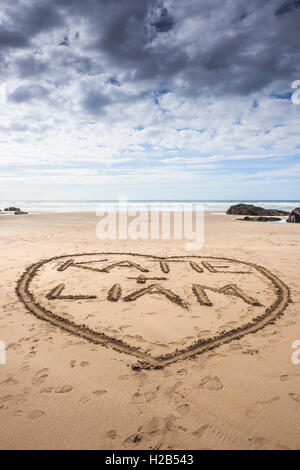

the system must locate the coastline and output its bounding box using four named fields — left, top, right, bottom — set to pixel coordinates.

left=1, top=200, right=300, bottom=214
